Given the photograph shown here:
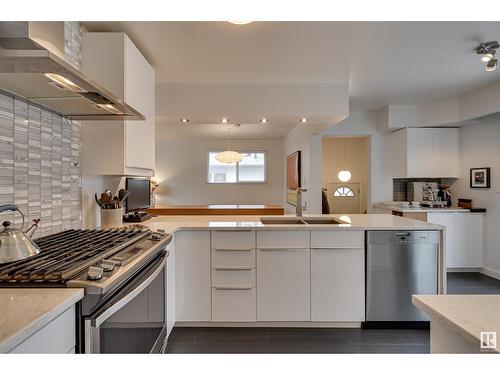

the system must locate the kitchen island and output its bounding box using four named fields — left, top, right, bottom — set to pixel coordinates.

left=413, top=295, right=500, bottom=353
left=143, top=214, right=445, bottom=328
